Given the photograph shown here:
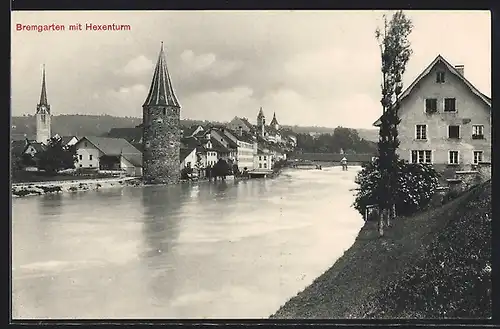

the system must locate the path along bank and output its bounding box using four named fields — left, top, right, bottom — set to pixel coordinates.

left=271, top=180, right=491, bottom=319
